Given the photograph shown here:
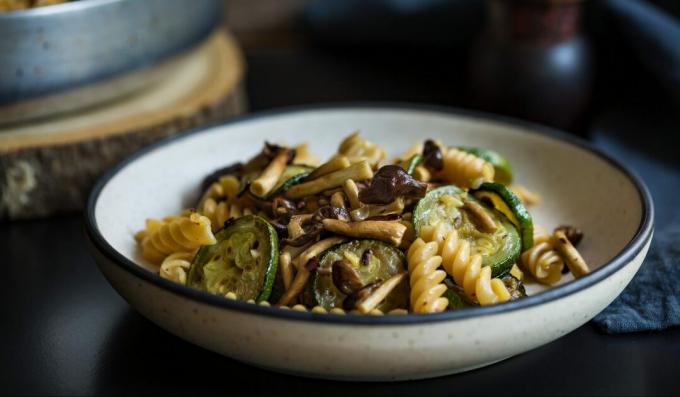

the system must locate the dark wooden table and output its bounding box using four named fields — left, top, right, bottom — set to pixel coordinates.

left=3, top=47, right=679, bottom=396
